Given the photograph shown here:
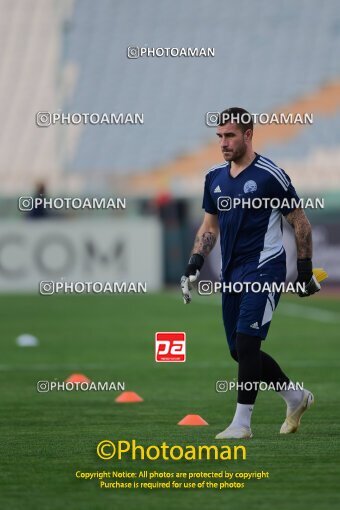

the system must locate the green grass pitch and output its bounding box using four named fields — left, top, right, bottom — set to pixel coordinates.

left=1, top=292, right=339, bottom=510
